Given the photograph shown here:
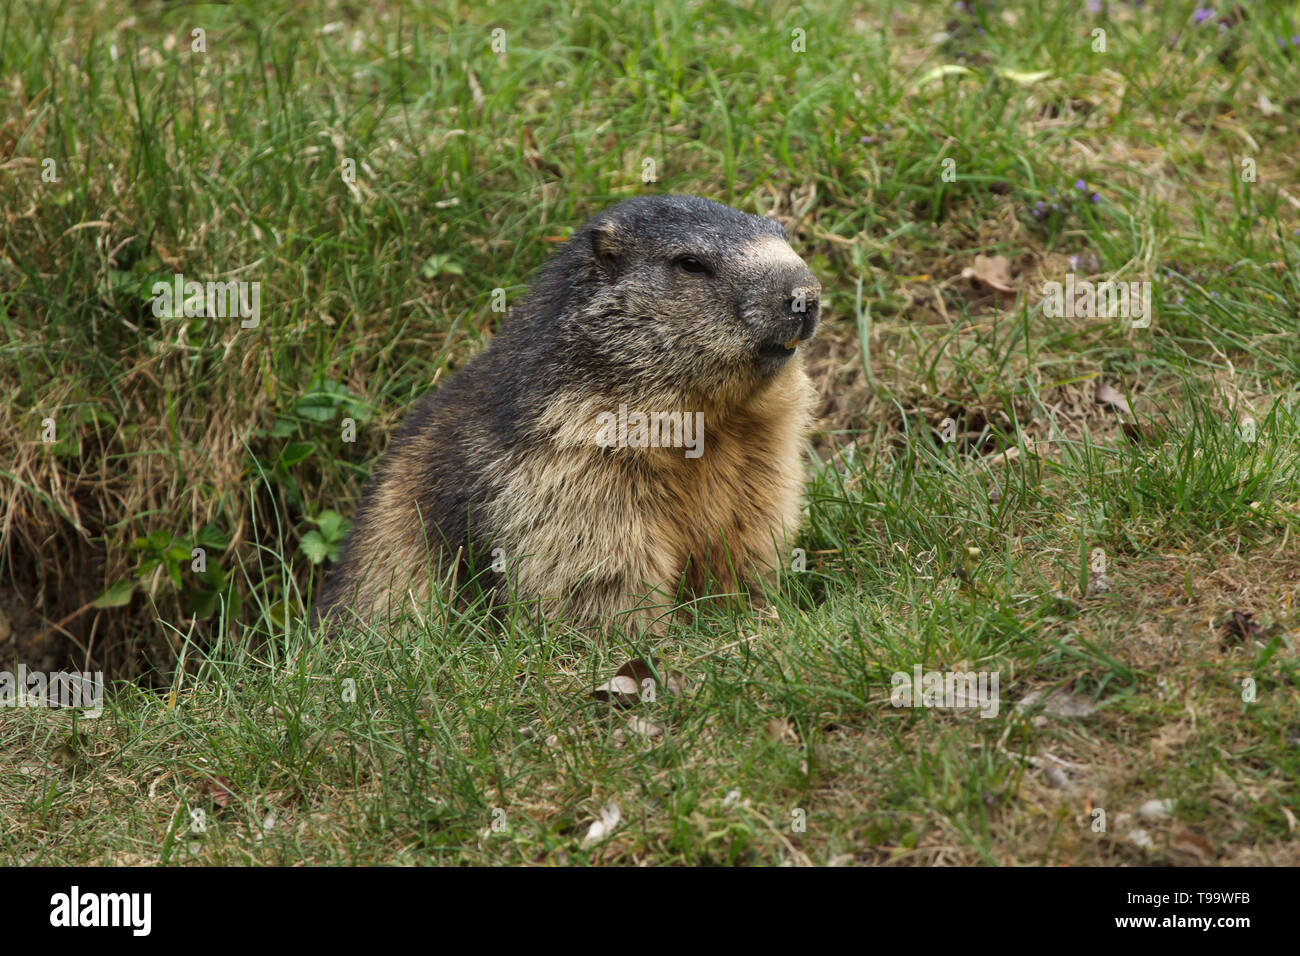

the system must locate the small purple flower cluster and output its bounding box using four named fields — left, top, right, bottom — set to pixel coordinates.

left=1188, top=6, right=1296, bottom=38
left=1031, top=181, right=1102, bottom=221
left=858, top=123, right=891, bottom=146
left=950, top=1, right=990, bottom=42
left=1189, top=6, right=1248, bottom=36
left=1160, top=265, right=1234, bottom=309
